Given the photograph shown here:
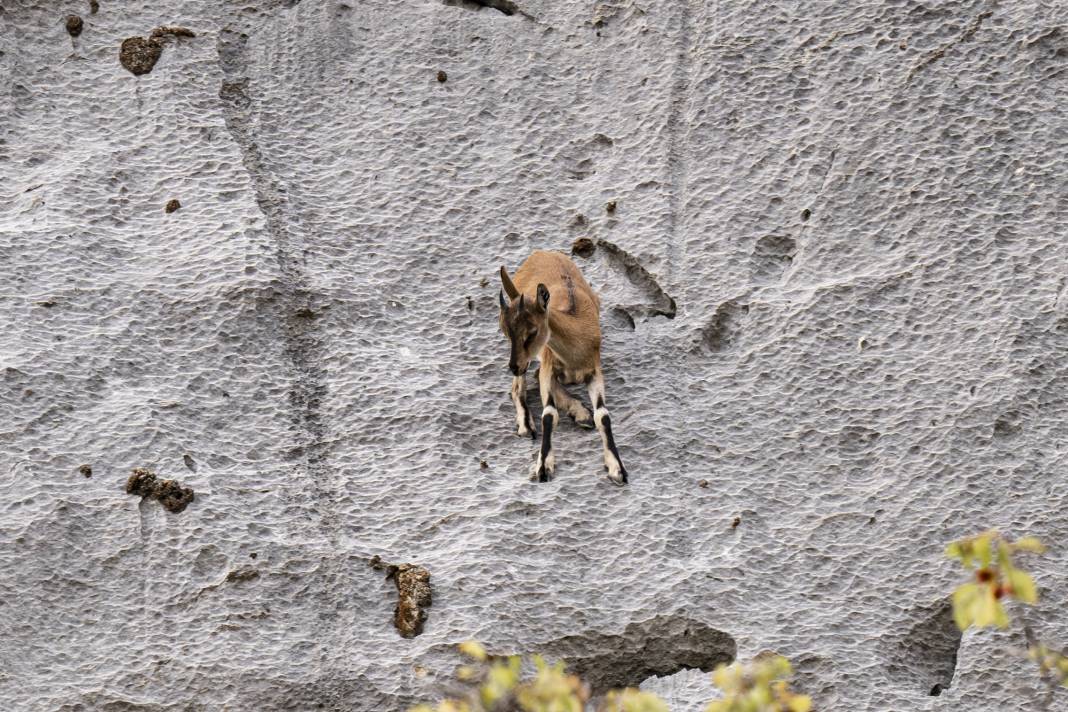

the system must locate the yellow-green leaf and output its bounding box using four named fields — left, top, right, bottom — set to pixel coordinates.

left=458, top=640, right=487, bottom=661
left=788, top=694, right=813, bottom=712
left=1007, top=568, right=1038, bottom=603
left=975, top=534, right=993, bottom=567
left=952, top=583, right=981, bottom=629
left=1015, top=536, right=1046, bottom=554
